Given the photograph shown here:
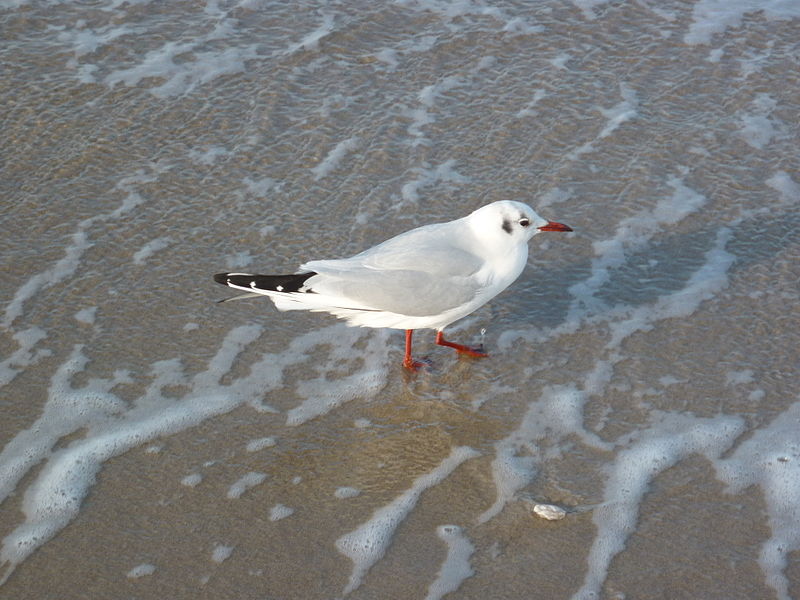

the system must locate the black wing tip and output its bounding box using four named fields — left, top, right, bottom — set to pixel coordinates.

left=213, top=271, right=317, bottom=293
left=213, top=272, right=258, bottom=285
